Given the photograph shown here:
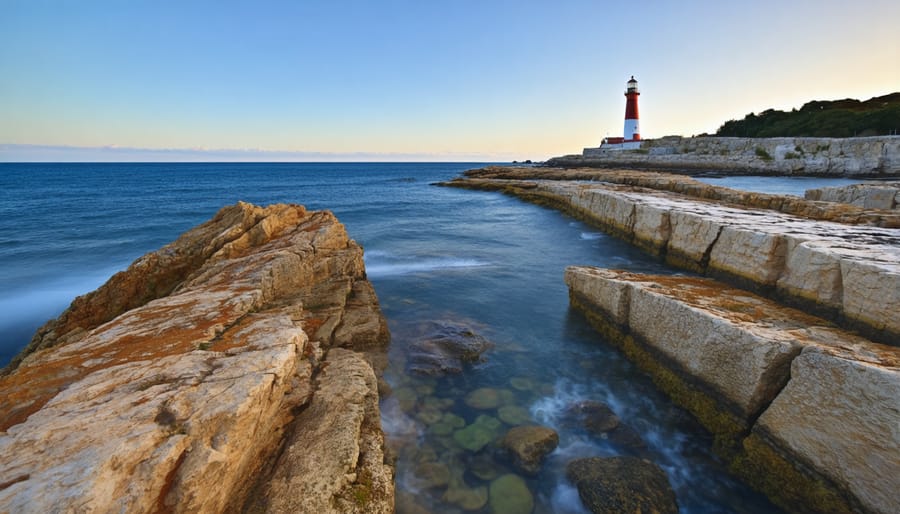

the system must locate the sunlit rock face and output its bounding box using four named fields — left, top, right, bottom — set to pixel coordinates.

left=0, top=202, right=392, bottom=514
left=444, top=168, right=900, bottom=345
left=805, top=182, right=900, bottom=210
left=565, top=266, right=900, bottom=514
